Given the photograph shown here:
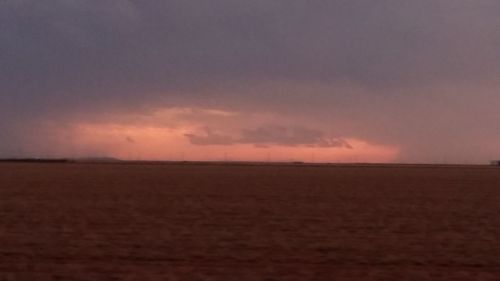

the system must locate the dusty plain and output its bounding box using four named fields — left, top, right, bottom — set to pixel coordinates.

left=1, top=162, right=500, bottom=280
